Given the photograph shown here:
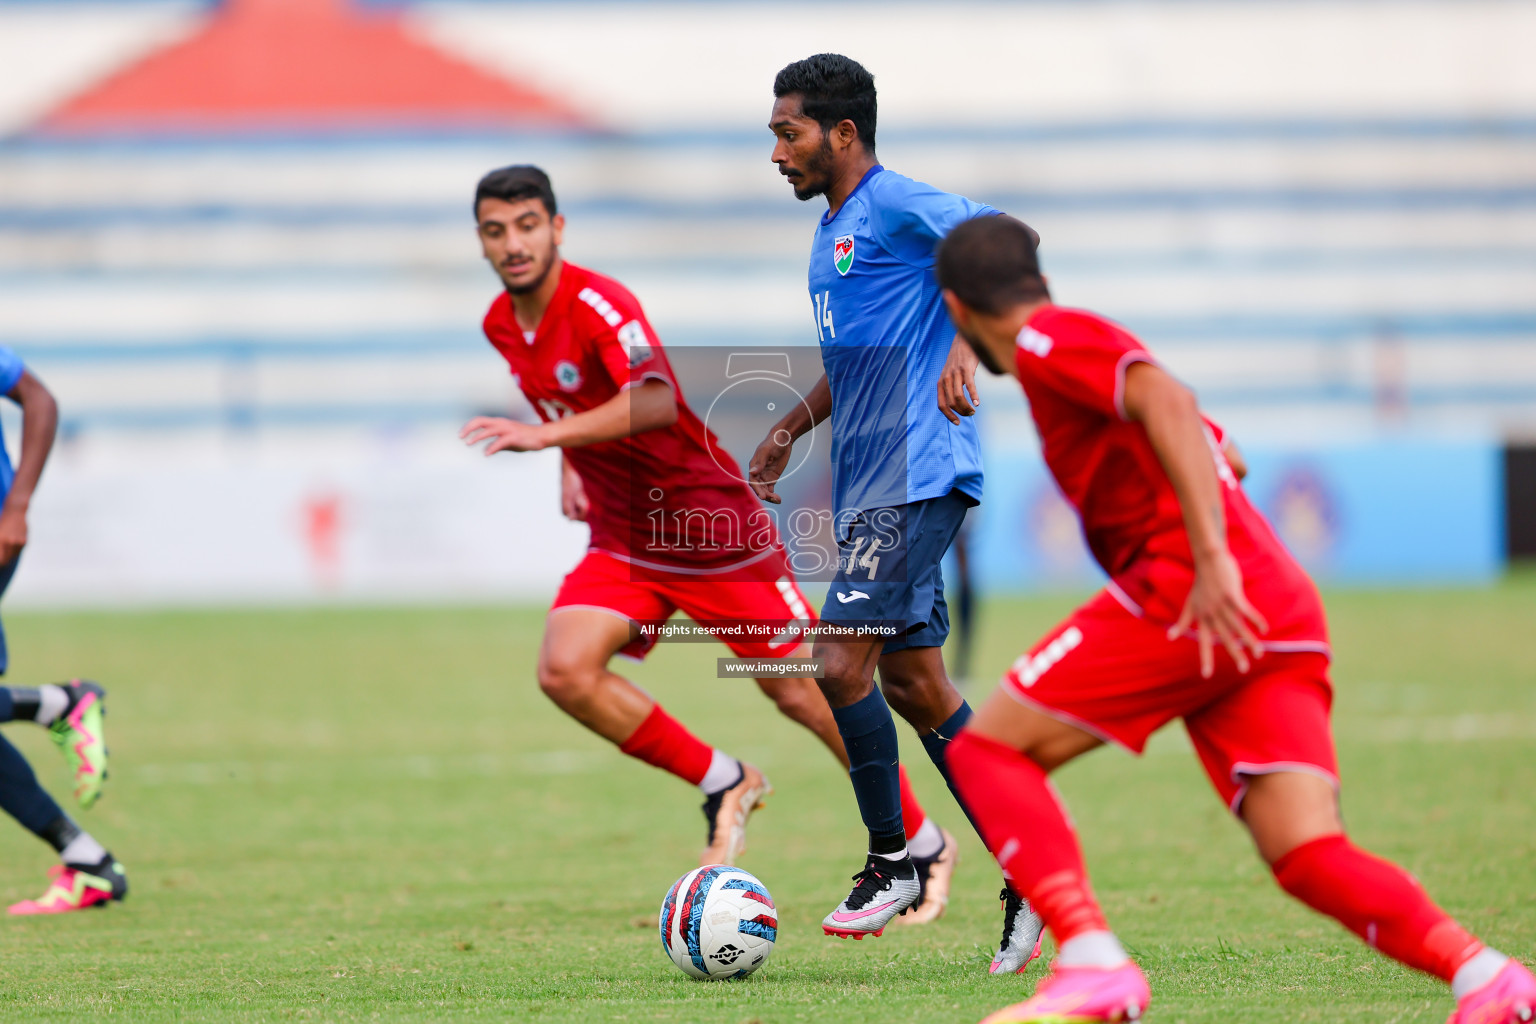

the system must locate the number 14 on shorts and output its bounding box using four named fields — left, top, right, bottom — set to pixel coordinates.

left=843, top=536, right=880, bottom=580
